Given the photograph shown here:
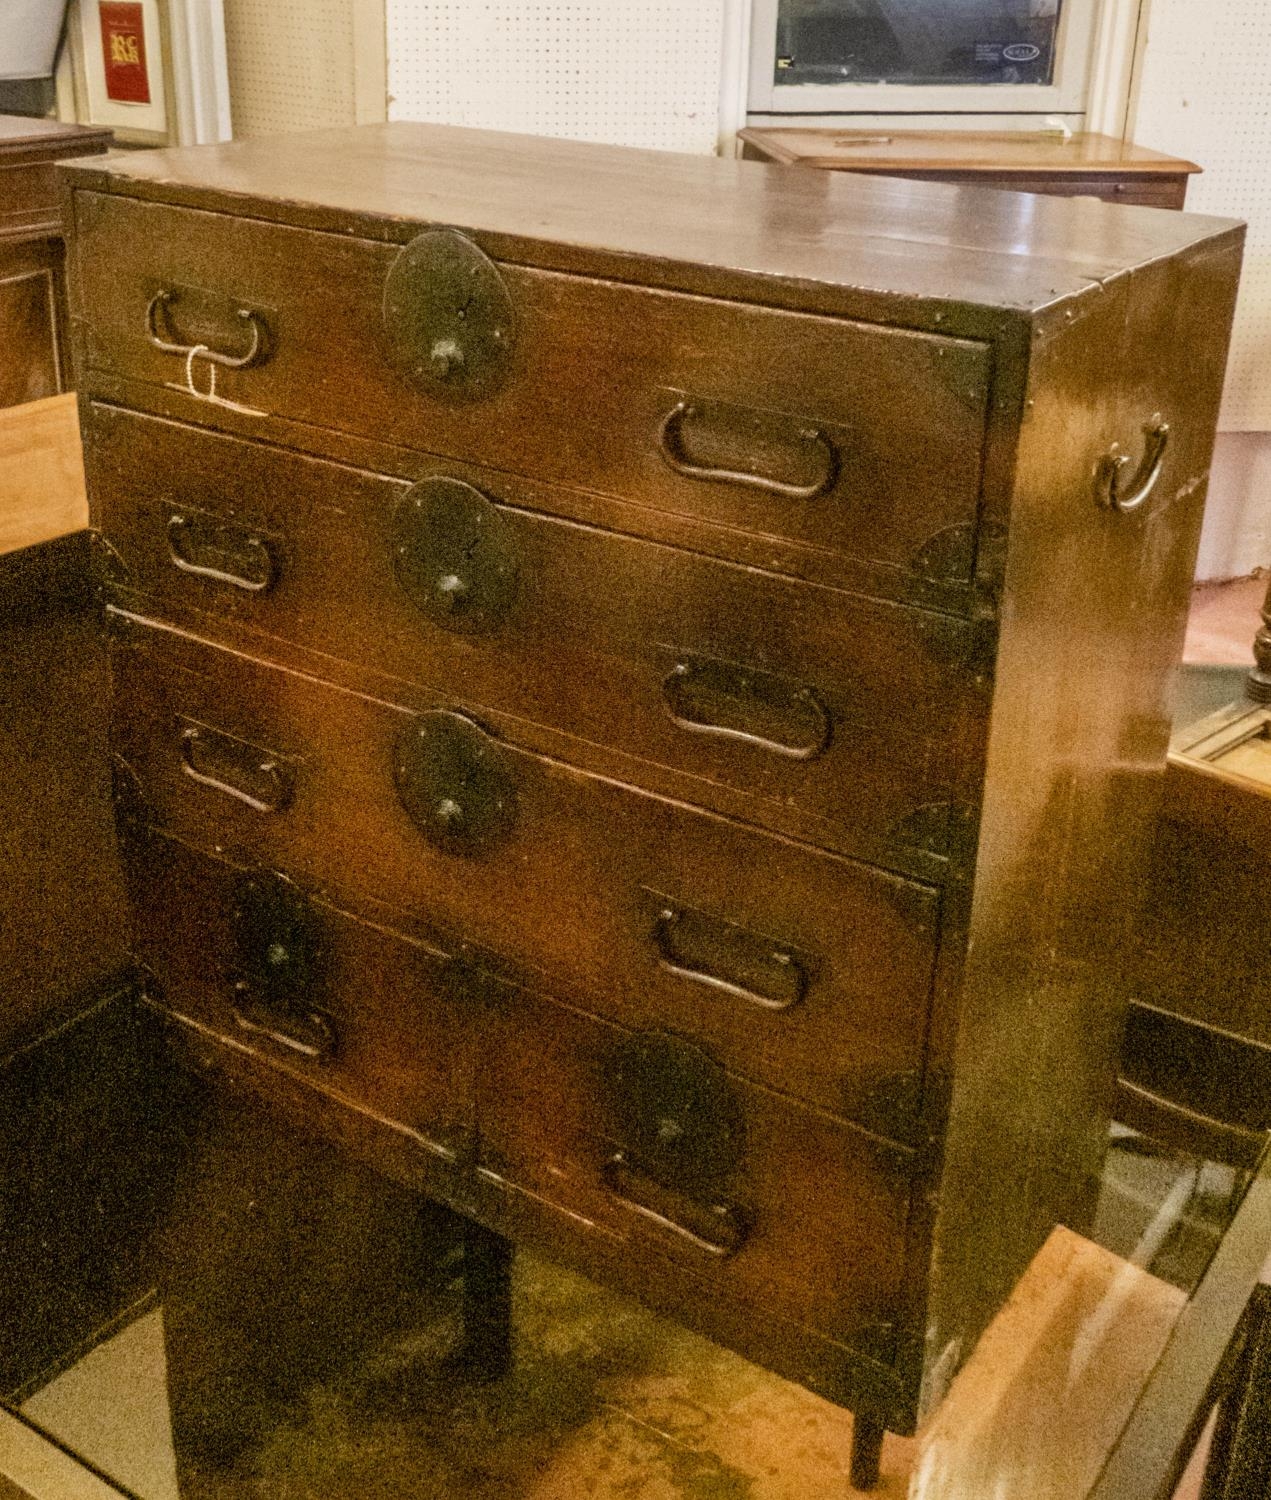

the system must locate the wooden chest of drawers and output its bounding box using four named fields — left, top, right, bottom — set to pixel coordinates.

left=62, top=123, right=1243, bottom=1454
